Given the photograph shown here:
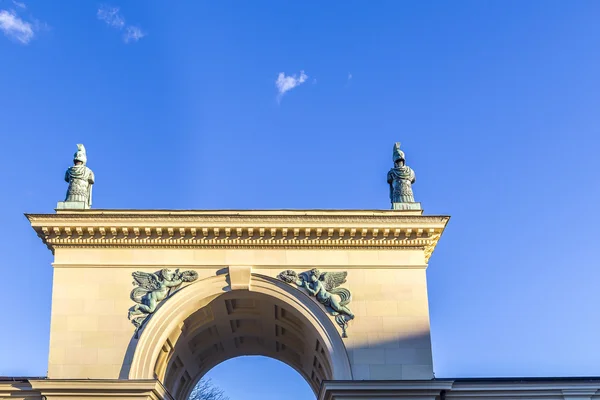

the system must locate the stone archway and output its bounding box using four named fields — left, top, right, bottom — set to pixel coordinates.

left=25, top=209, right=450, bottom=400
left=129, top=272, right=353, bottom=399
